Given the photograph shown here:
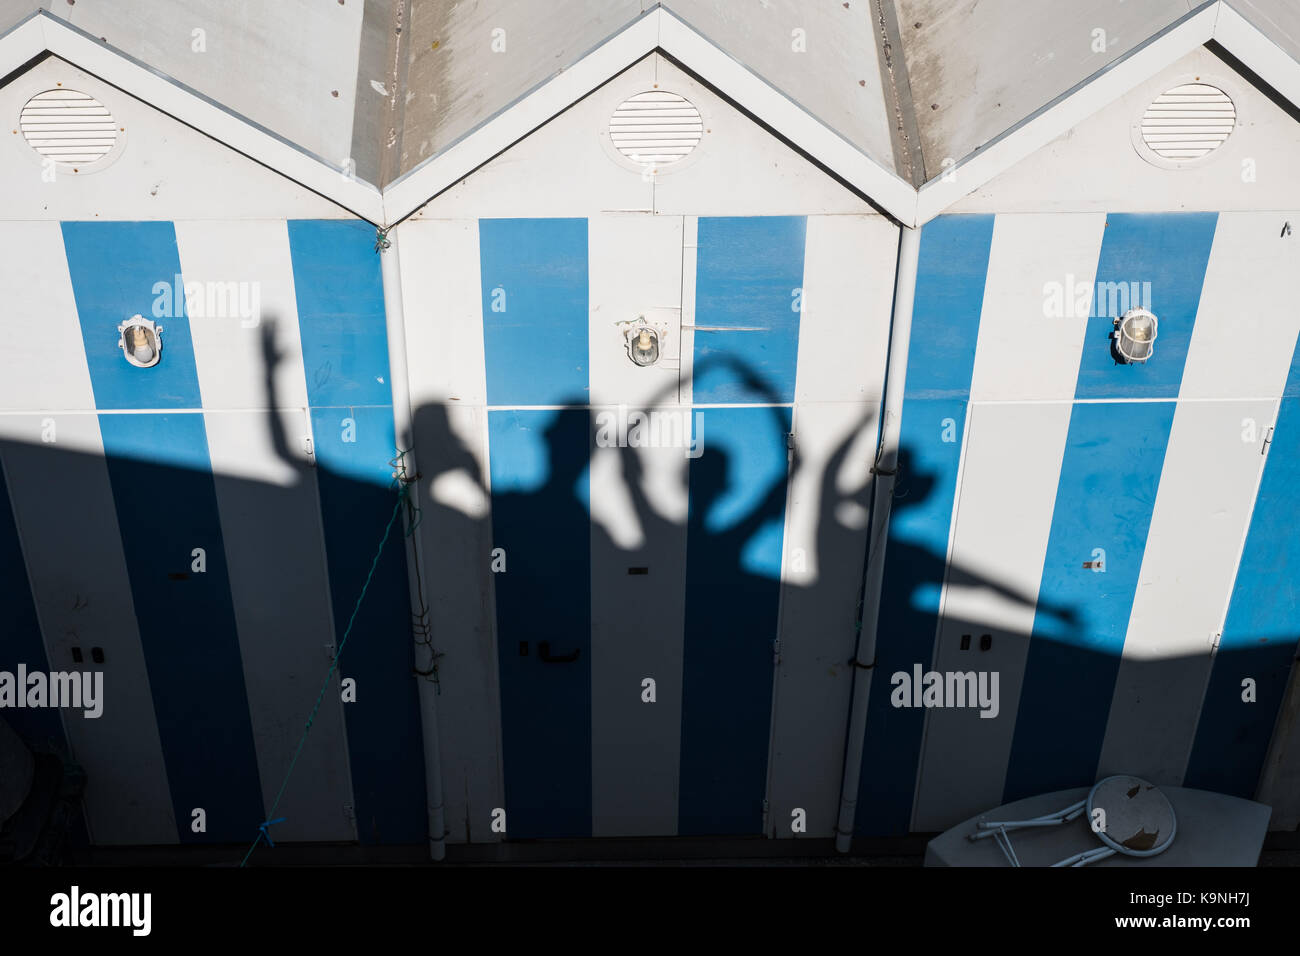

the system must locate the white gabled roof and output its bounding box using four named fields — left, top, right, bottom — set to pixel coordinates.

left=0, top=9, right=384, bottom=222
left=1, top=2, right=1300, bottom=227
left=382, top=6, right=915, bottom=224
